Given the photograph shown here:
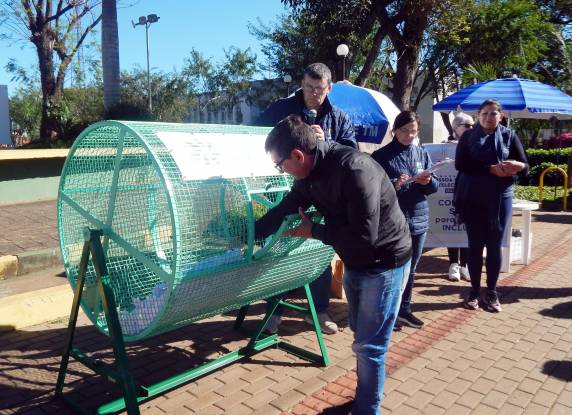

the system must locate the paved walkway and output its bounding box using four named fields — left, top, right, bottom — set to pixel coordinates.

left=0, top=206, right=571, bottom=414
left=0, top=200, right=58, bottom=256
